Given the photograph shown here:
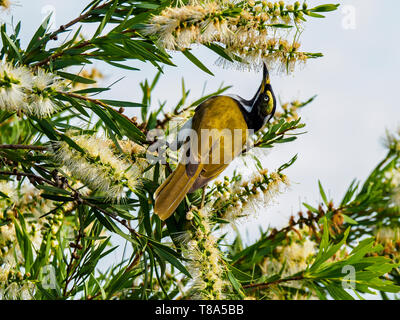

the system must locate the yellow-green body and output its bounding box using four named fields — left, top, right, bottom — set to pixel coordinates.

left=154, top=96, right=249, bottom=220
